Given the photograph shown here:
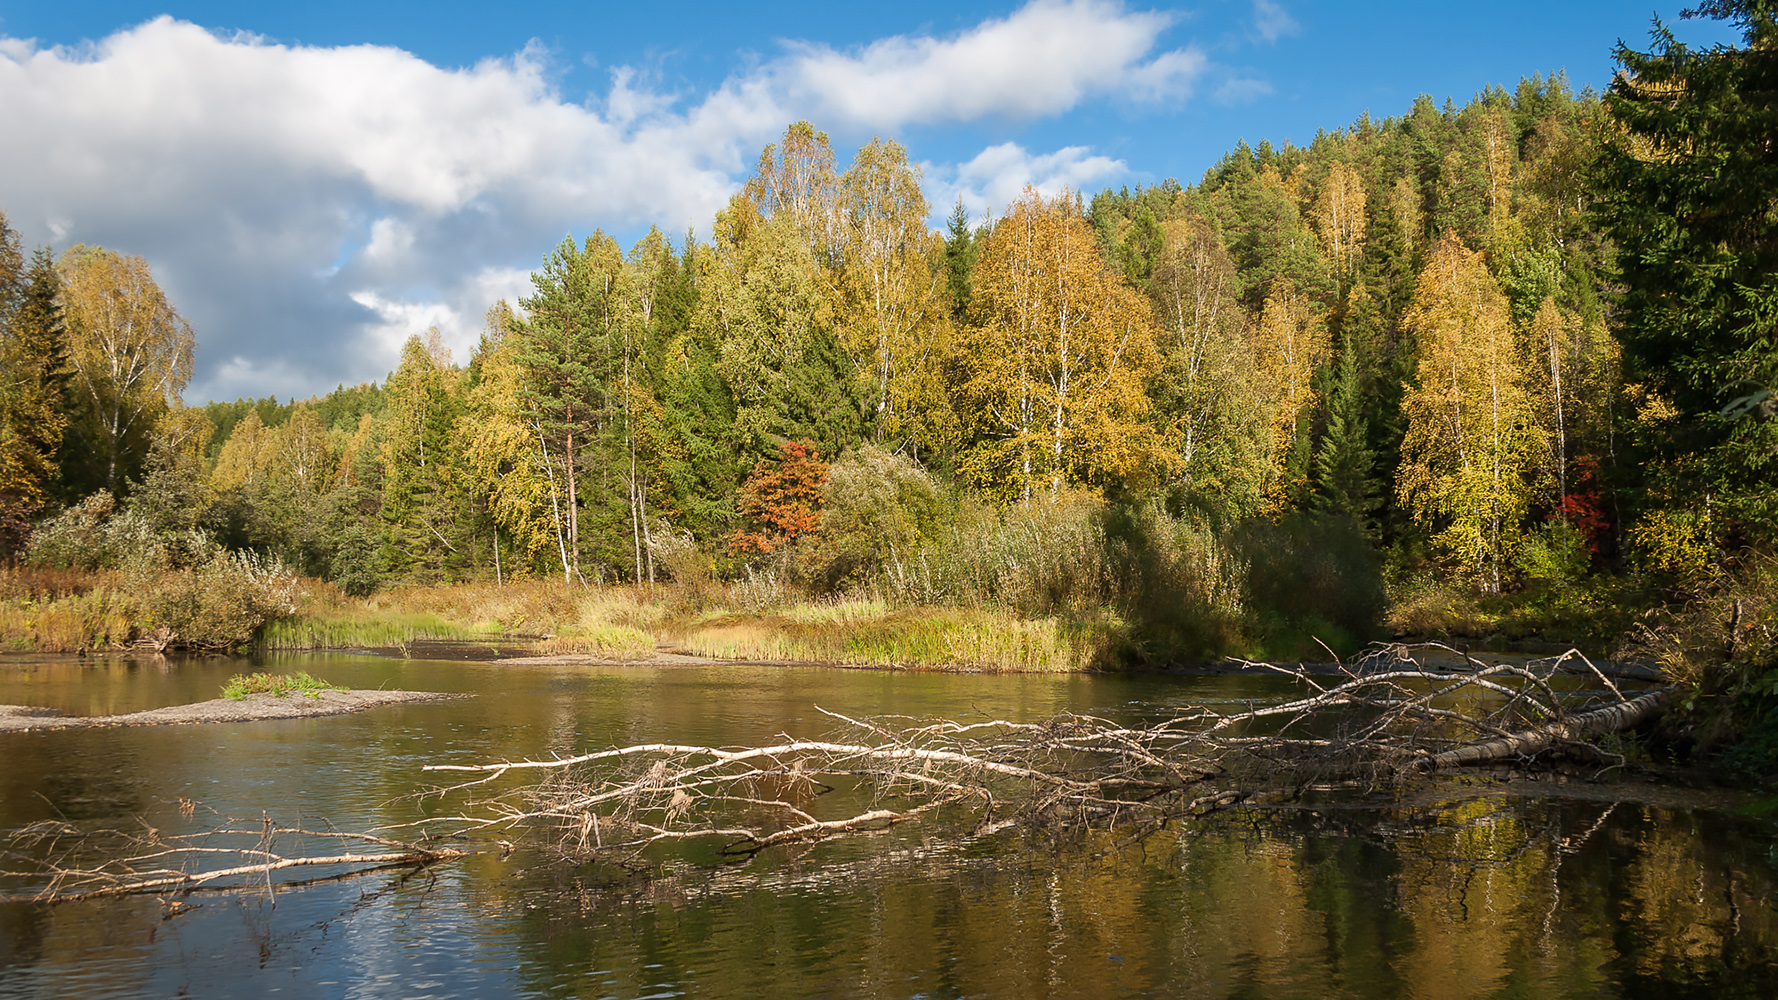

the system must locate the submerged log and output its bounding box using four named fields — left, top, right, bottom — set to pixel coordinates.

left=1413, top=687, right=1671, bottom=772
